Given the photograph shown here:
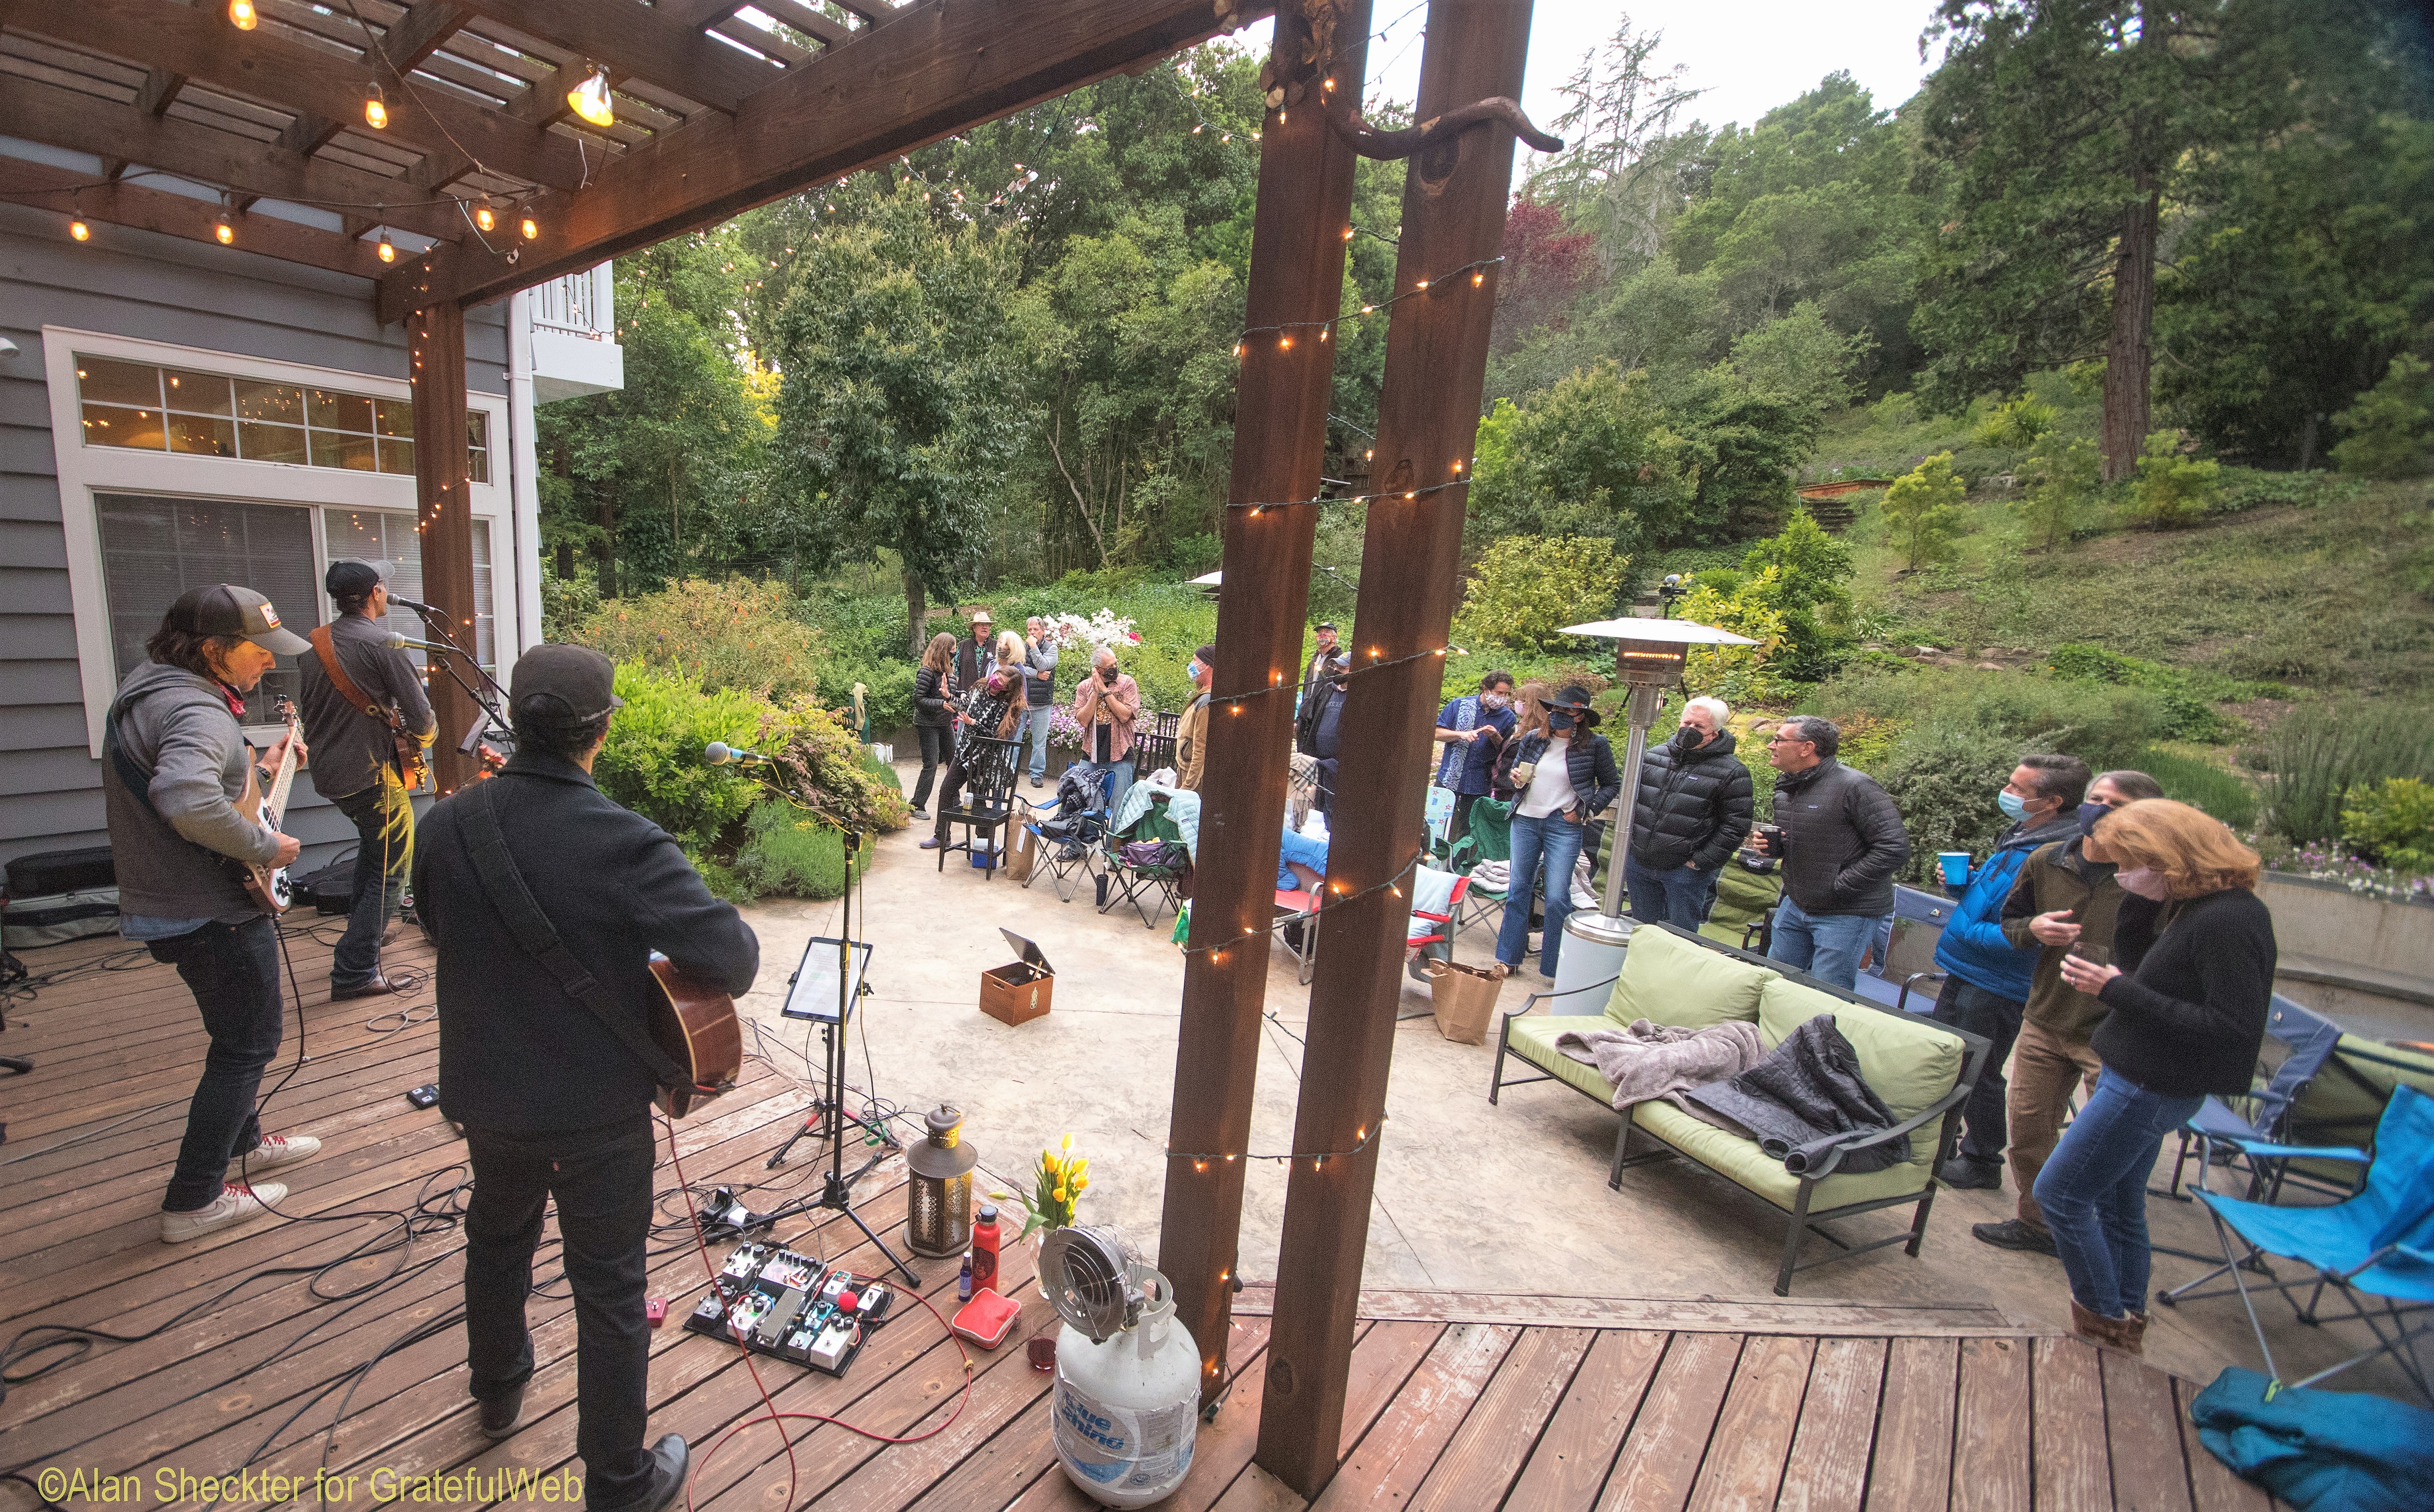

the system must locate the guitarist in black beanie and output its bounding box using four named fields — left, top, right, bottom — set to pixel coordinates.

left=414, top=644, right=757, bottom=1512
